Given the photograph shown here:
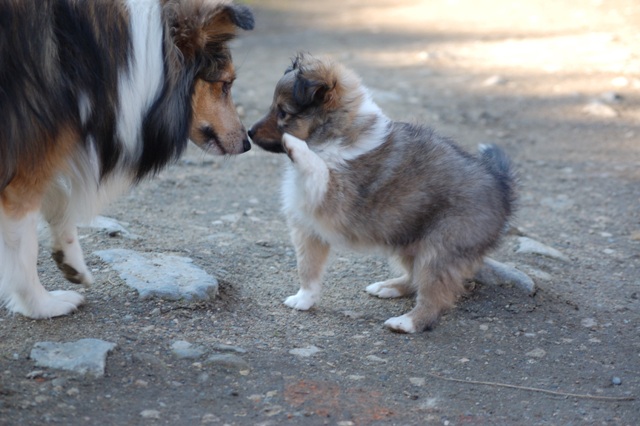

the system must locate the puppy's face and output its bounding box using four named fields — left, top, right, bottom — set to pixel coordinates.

left=249, top=54, right=361, bottom=153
